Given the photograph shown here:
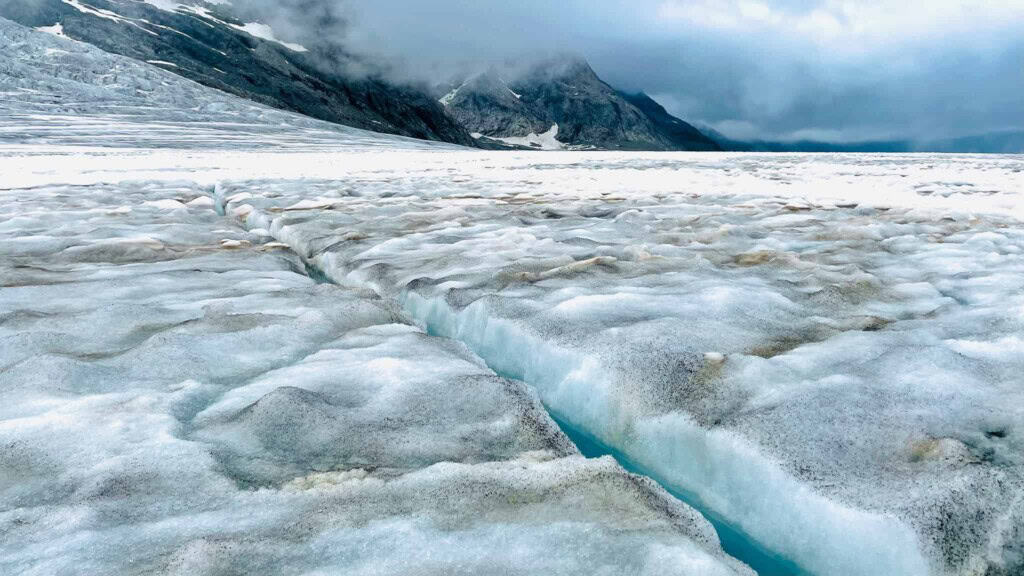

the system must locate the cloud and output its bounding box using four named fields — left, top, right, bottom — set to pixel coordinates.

left=655, top=1, right=1024, bottom=49
left=238, top=0, right=1024, bottom=142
